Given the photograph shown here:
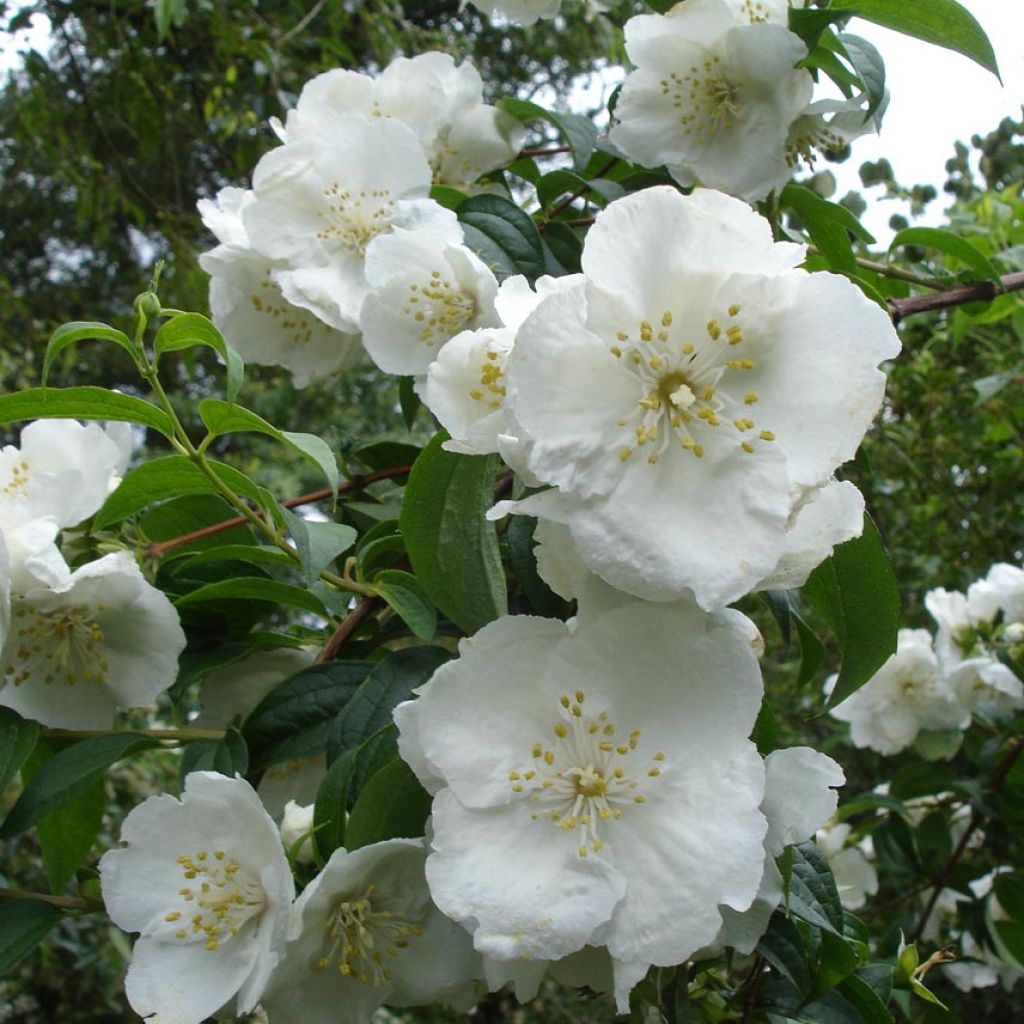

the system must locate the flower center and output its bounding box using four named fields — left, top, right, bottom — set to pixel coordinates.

left=316, top=184, right=394, bottom=256
left=2, top=459, right=31, bottom=499
left=608, top=306, right=775, bottom=465
left=164, top=850, right=265, bottom=951
left=468, top=346, right=507, bottom=408
left=661, top=56, right=744, bottom=141
left=510, top=690, right=666, bottom=858
left=402, top=271, right=478, bottom=348
left=314, top=884, right=423, bottom=986
left=3, top=601, right=110, bottom=688
left=785, top=118, right=846, bottom=169
left=250, top=273, right=337, bottom=346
